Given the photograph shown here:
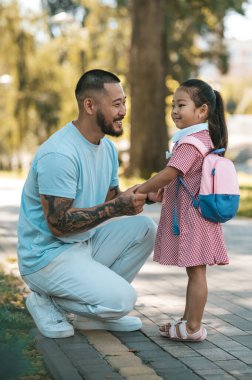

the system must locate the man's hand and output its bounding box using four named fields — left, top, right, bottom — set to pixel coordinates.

left=115, top=185, right=147, bottom=215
